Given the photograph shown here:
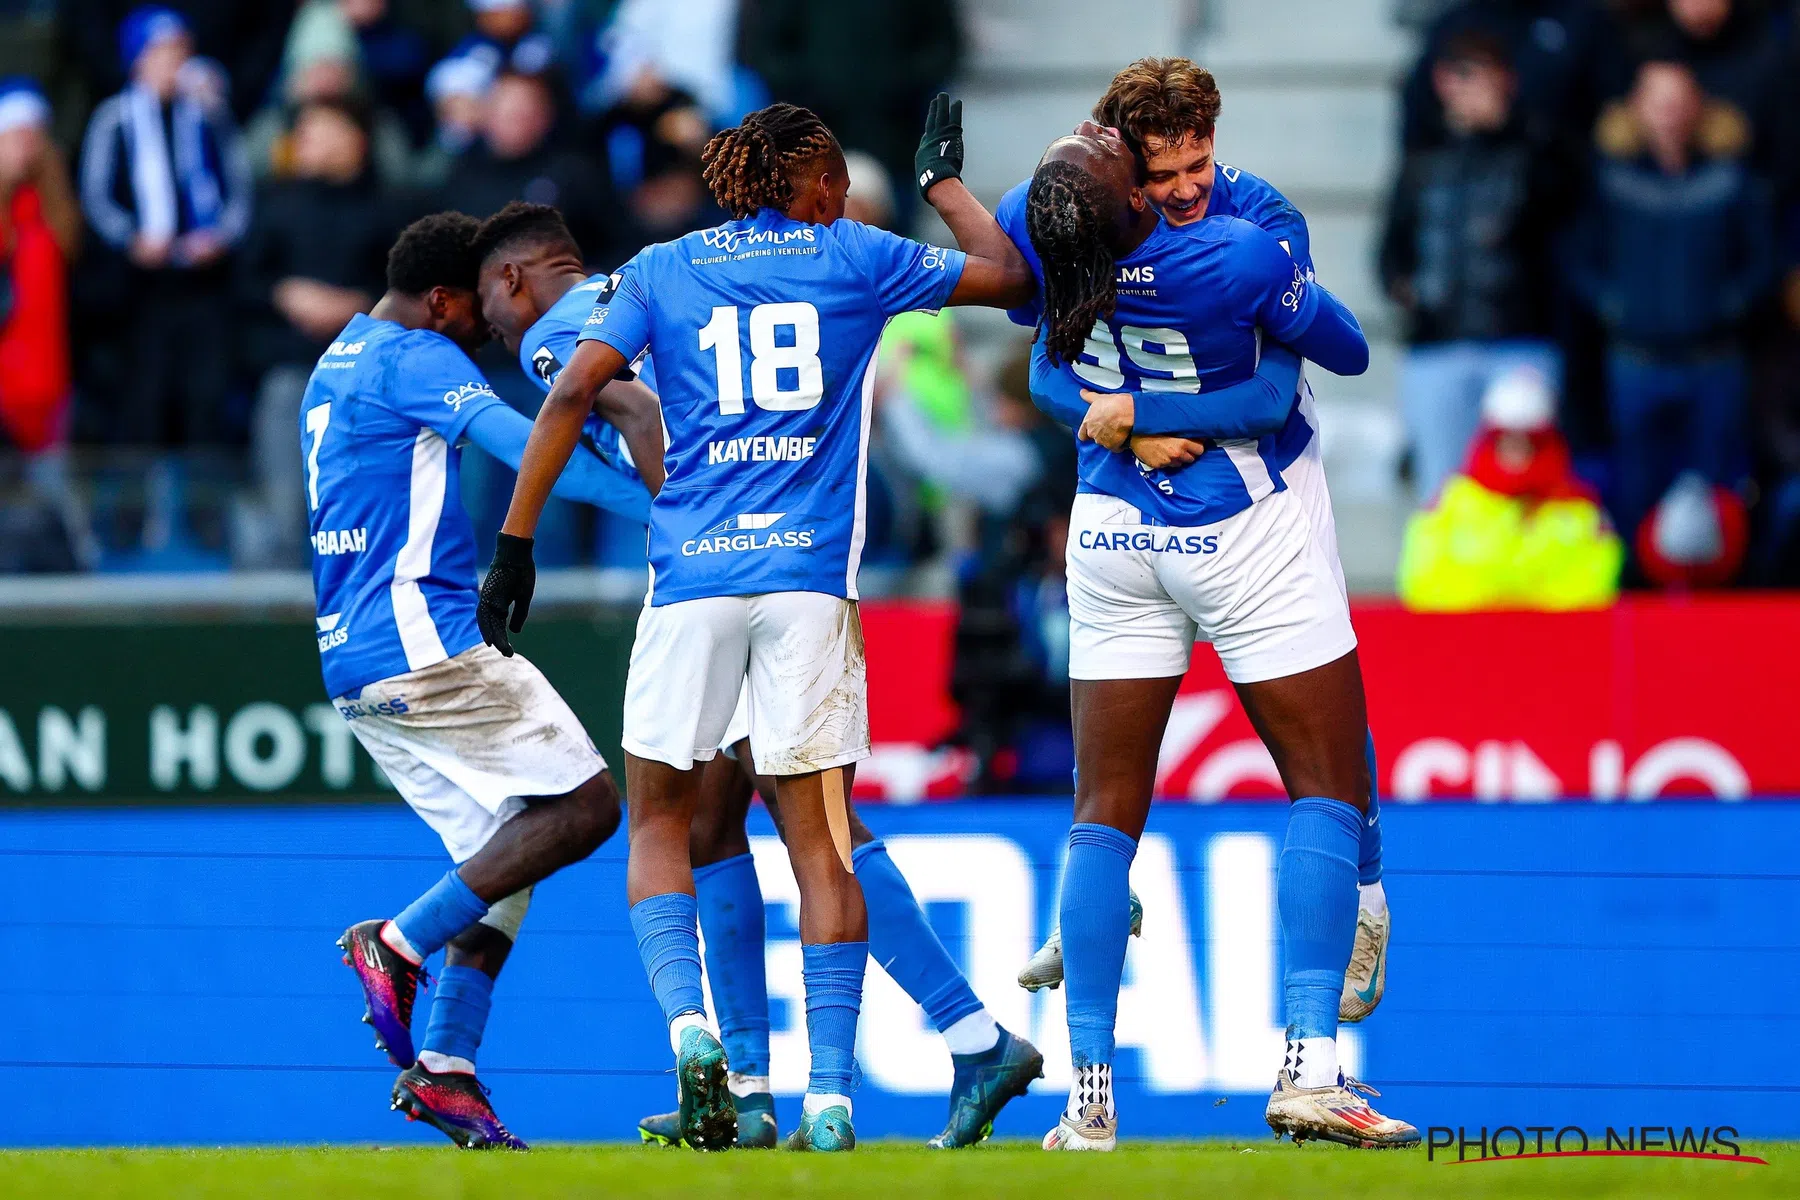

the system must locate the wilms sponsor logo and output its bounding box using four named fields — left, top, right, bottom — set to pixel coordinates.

left=1426, top=1124, right=1762, bottom=1165
left=699, top=226, right=817, bottom=255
